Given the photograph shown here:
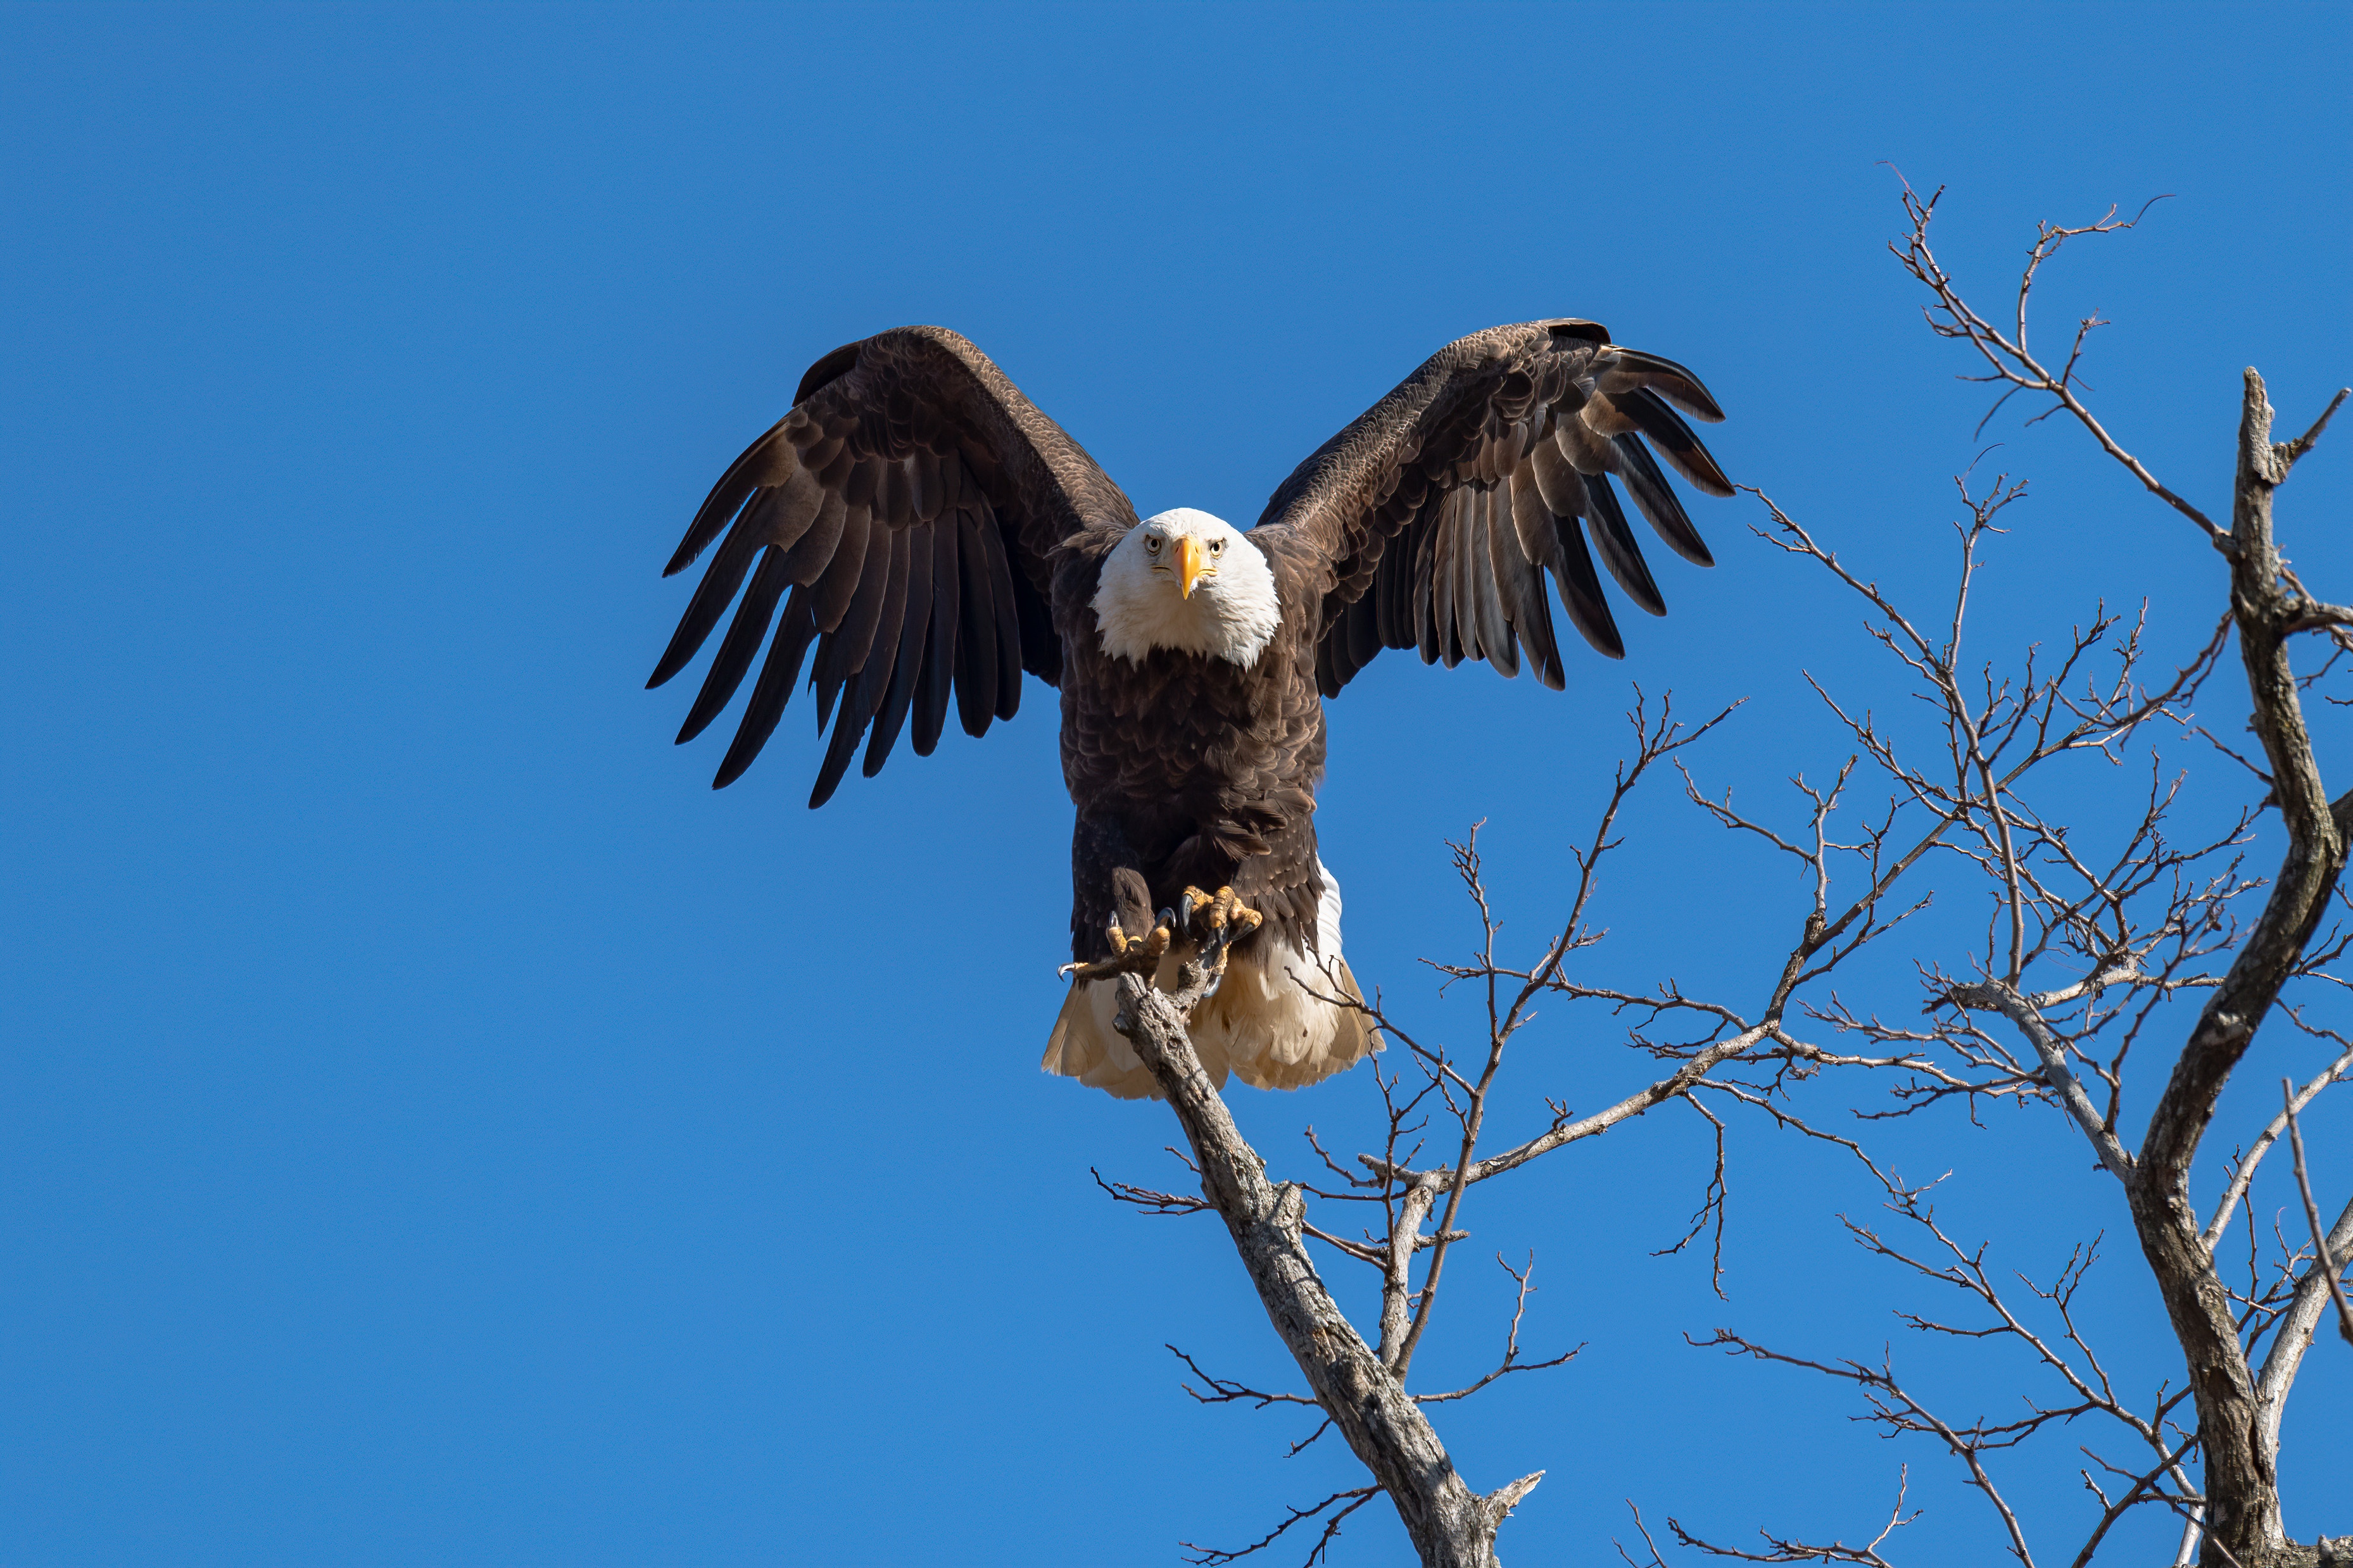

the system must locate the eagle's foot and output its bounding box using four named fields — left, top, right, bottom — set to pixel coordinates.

left=1178, top=885, right=1262, bottom=977
left=1057, top=915, right=1173, bottom=982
